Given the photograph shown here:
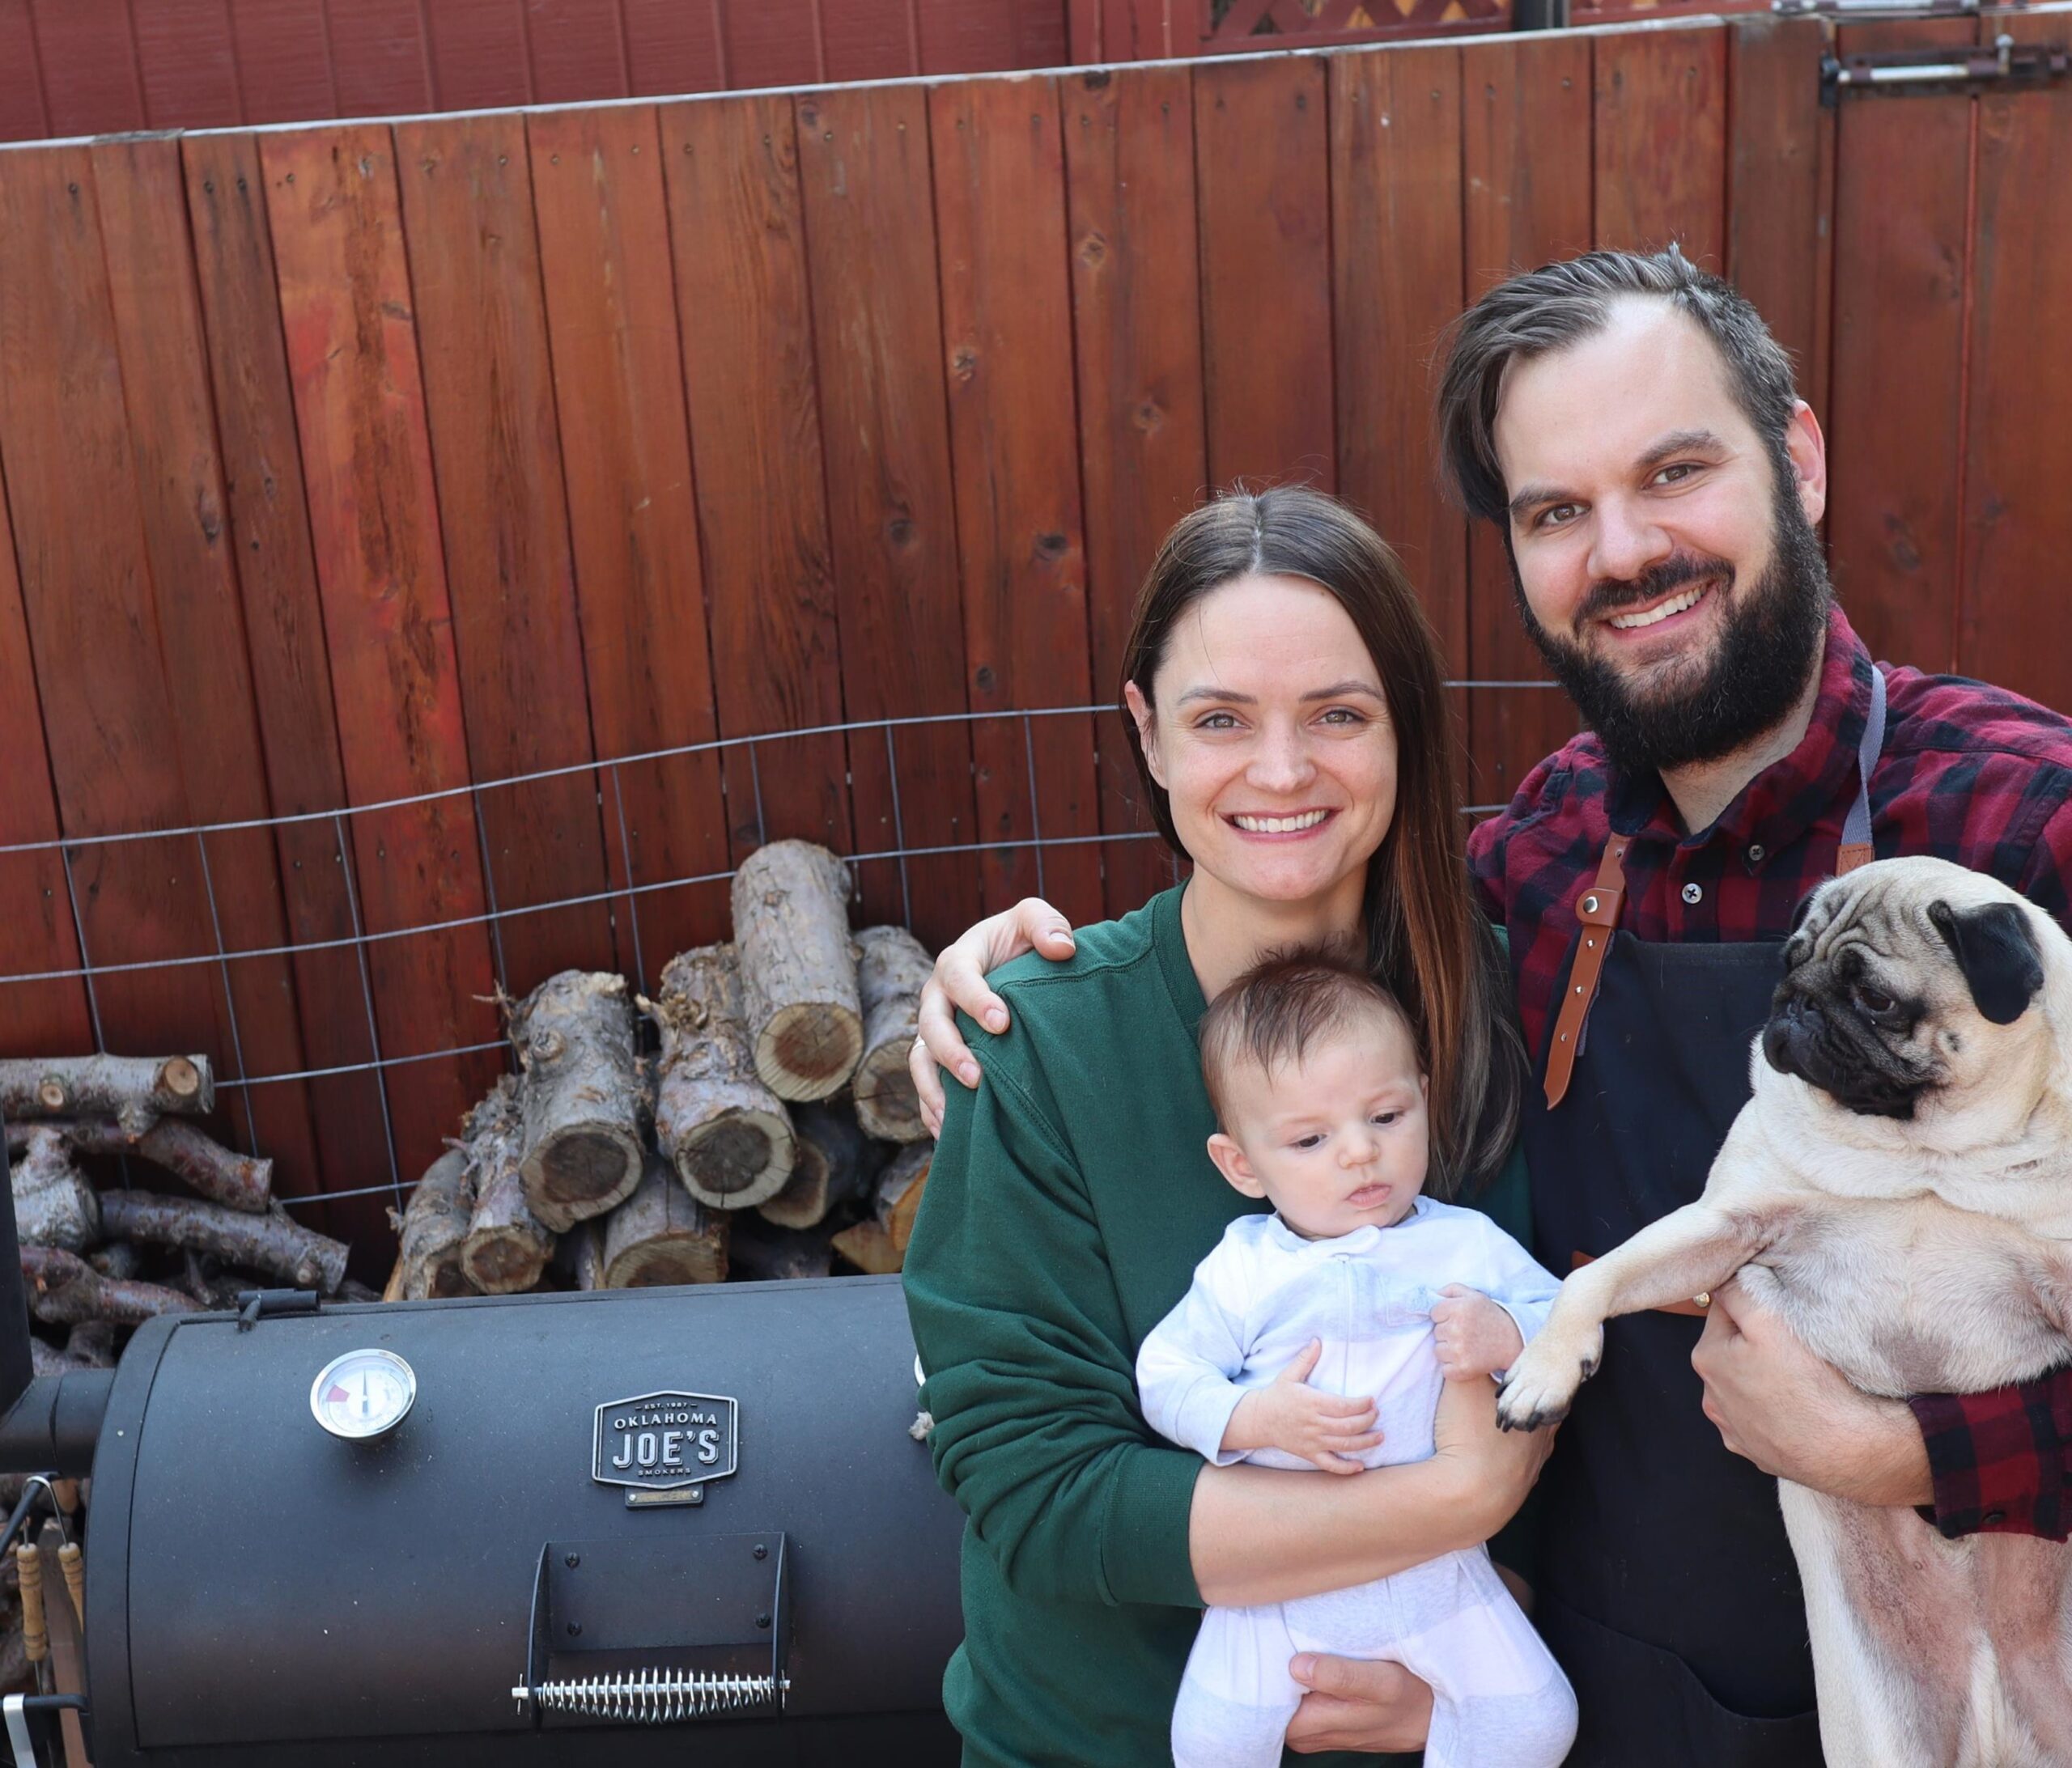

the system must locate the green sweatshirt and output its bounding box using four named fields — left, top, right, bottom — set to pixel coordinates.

left=902, top=884, right=1531, bottom=1768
